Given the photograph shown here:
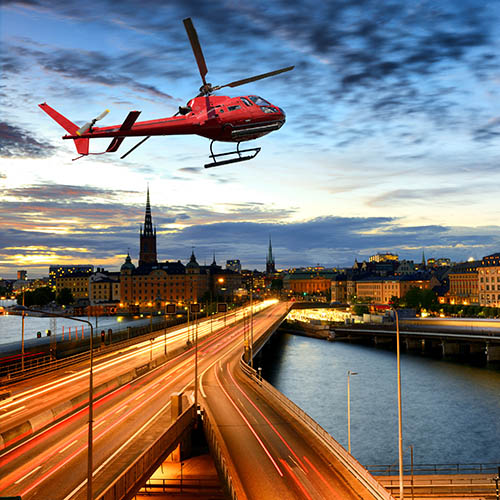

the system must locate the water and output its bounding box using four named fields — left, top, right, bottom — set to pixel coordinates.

left=261, top=332, right=500, bottom=466
left=0, top=313, right=161, bottom=349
